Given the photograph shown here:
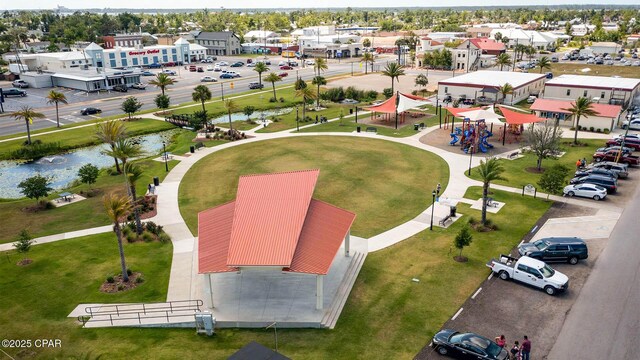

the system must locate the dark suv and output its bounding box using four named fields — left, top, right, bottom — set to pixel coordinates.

left=570, top=174, right=617, bottom=193
left=518, top=237, right=588, bottom=265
